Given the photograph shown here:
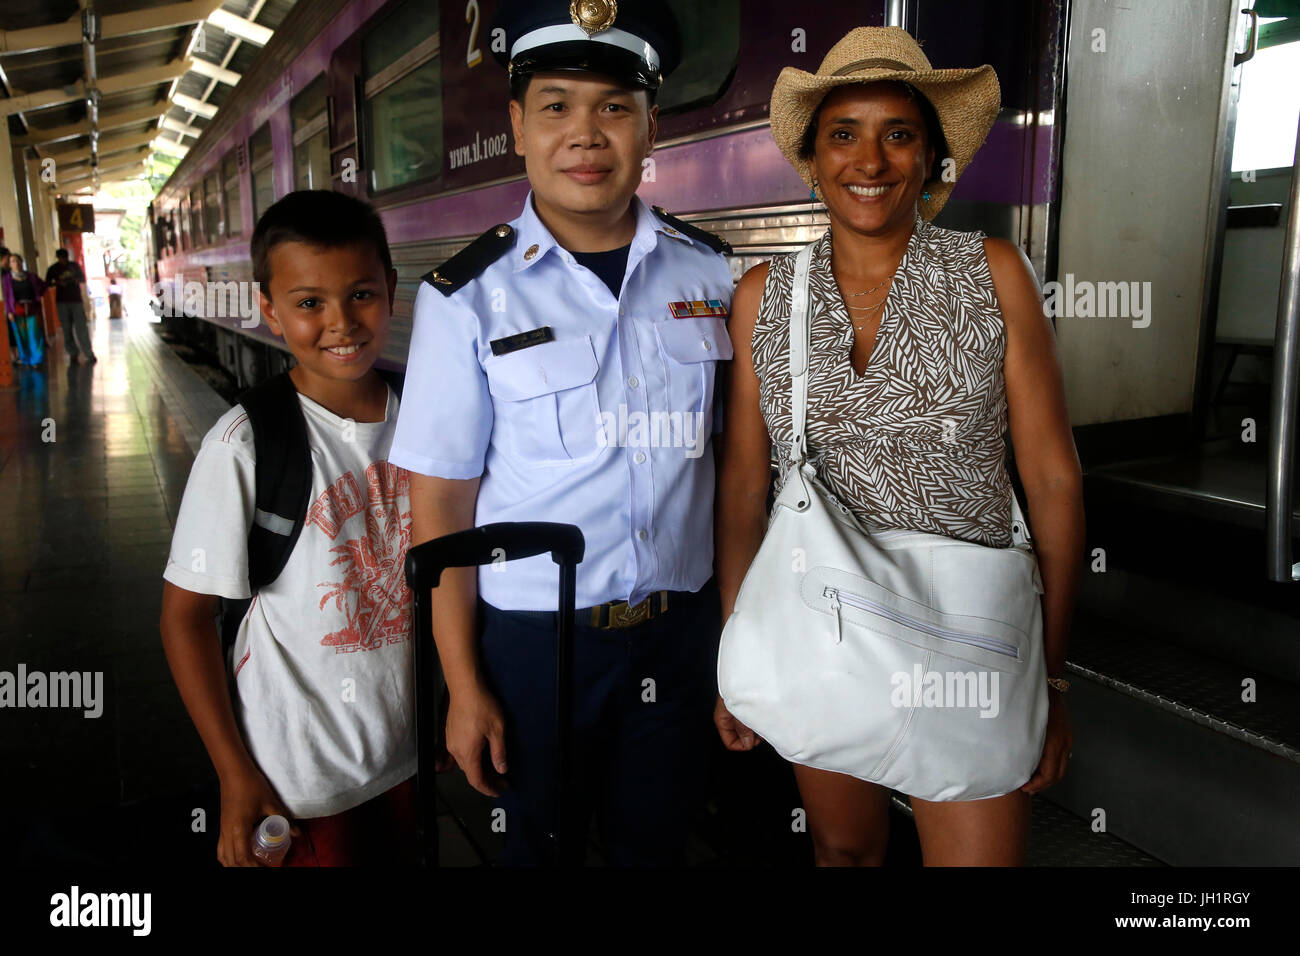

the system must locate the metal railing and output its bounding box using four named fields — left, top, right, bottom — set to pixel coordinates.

left=1266, top=115, right=1300, bottom=583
